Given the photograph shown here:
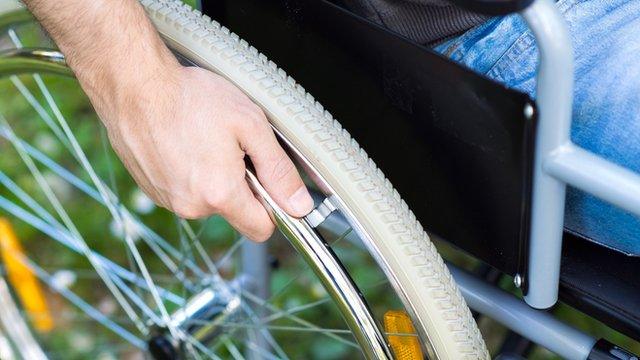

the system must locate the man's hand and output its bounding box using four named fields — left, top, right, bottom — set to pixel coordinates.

left=107, top=65, right=313, bottom=240
left=24, top=0, right=313, bottom=241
